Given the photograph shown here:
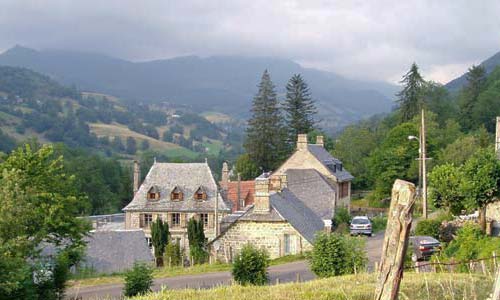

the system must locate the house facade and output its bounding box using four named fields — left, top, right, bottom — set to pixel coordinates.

left=273, top=134, right=353, bottom=210
left=123, top=161, right=231, bottom=250
left=210, top=175, right=325, bottom=261
left=219, top=162, right=255, bottom=212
